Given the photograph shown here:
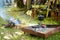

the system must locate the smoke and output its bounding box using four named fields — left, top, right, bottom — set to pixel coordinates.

left=0, top=9, right=7, bottom=20
left=0, top=0, right=20, bottom=25
left=0, top=8, right=20, bottom=25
